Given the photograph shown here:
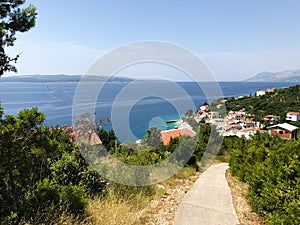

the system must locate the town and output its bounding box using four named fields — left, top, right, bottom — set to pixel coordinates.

left=159, top=86, right=299, bottom=145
